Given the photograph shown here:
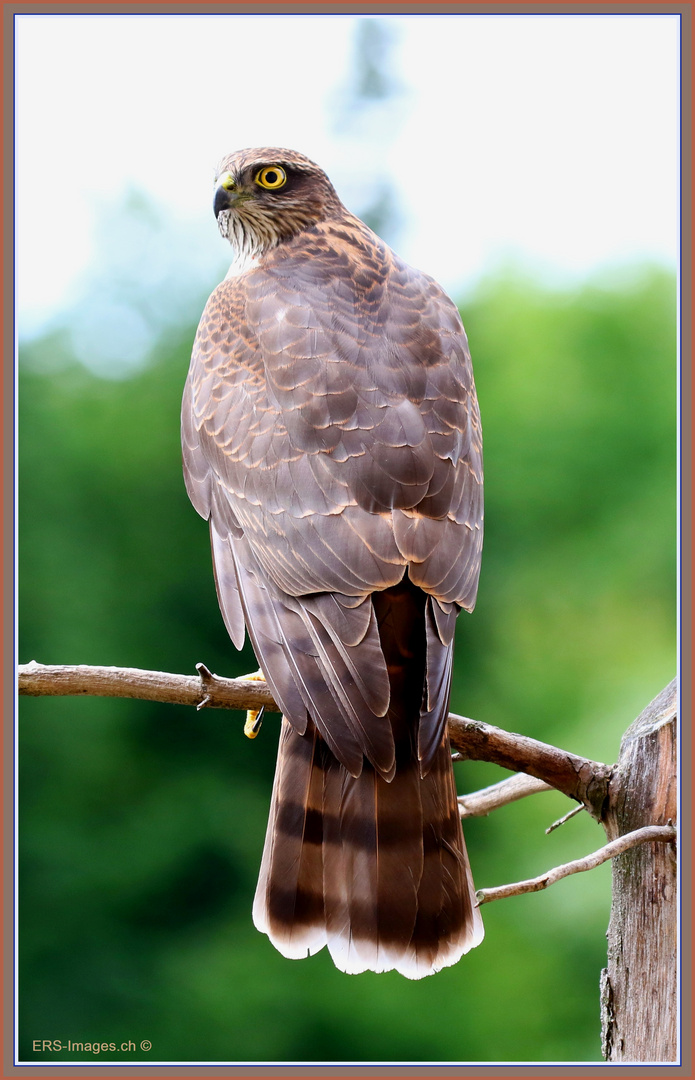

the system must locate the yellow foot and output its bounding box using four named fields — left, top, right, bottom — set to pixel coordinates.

left=241, top=669, right=266, bottom=739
